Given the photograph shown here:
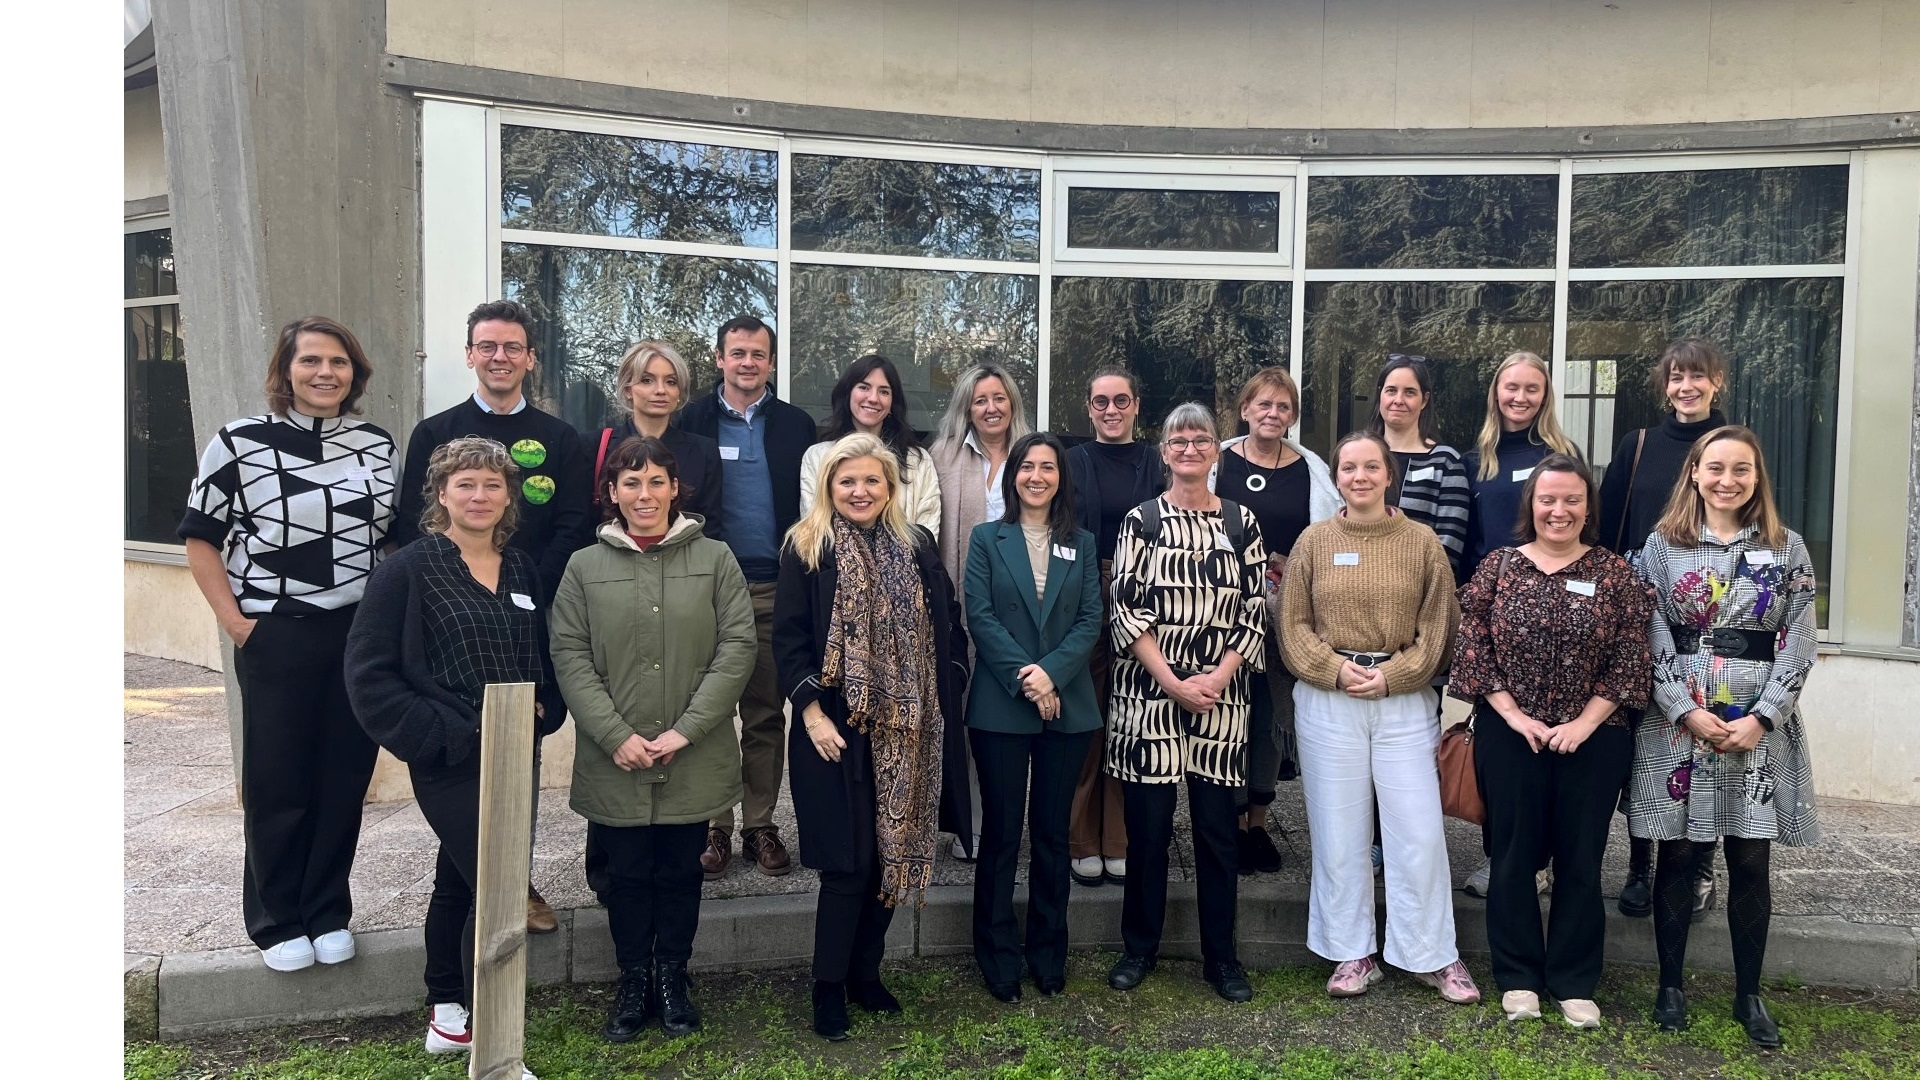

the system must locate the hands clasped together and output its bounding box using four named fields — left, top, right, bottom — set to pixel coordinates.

left=612, top=728, right=693, bottom=771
